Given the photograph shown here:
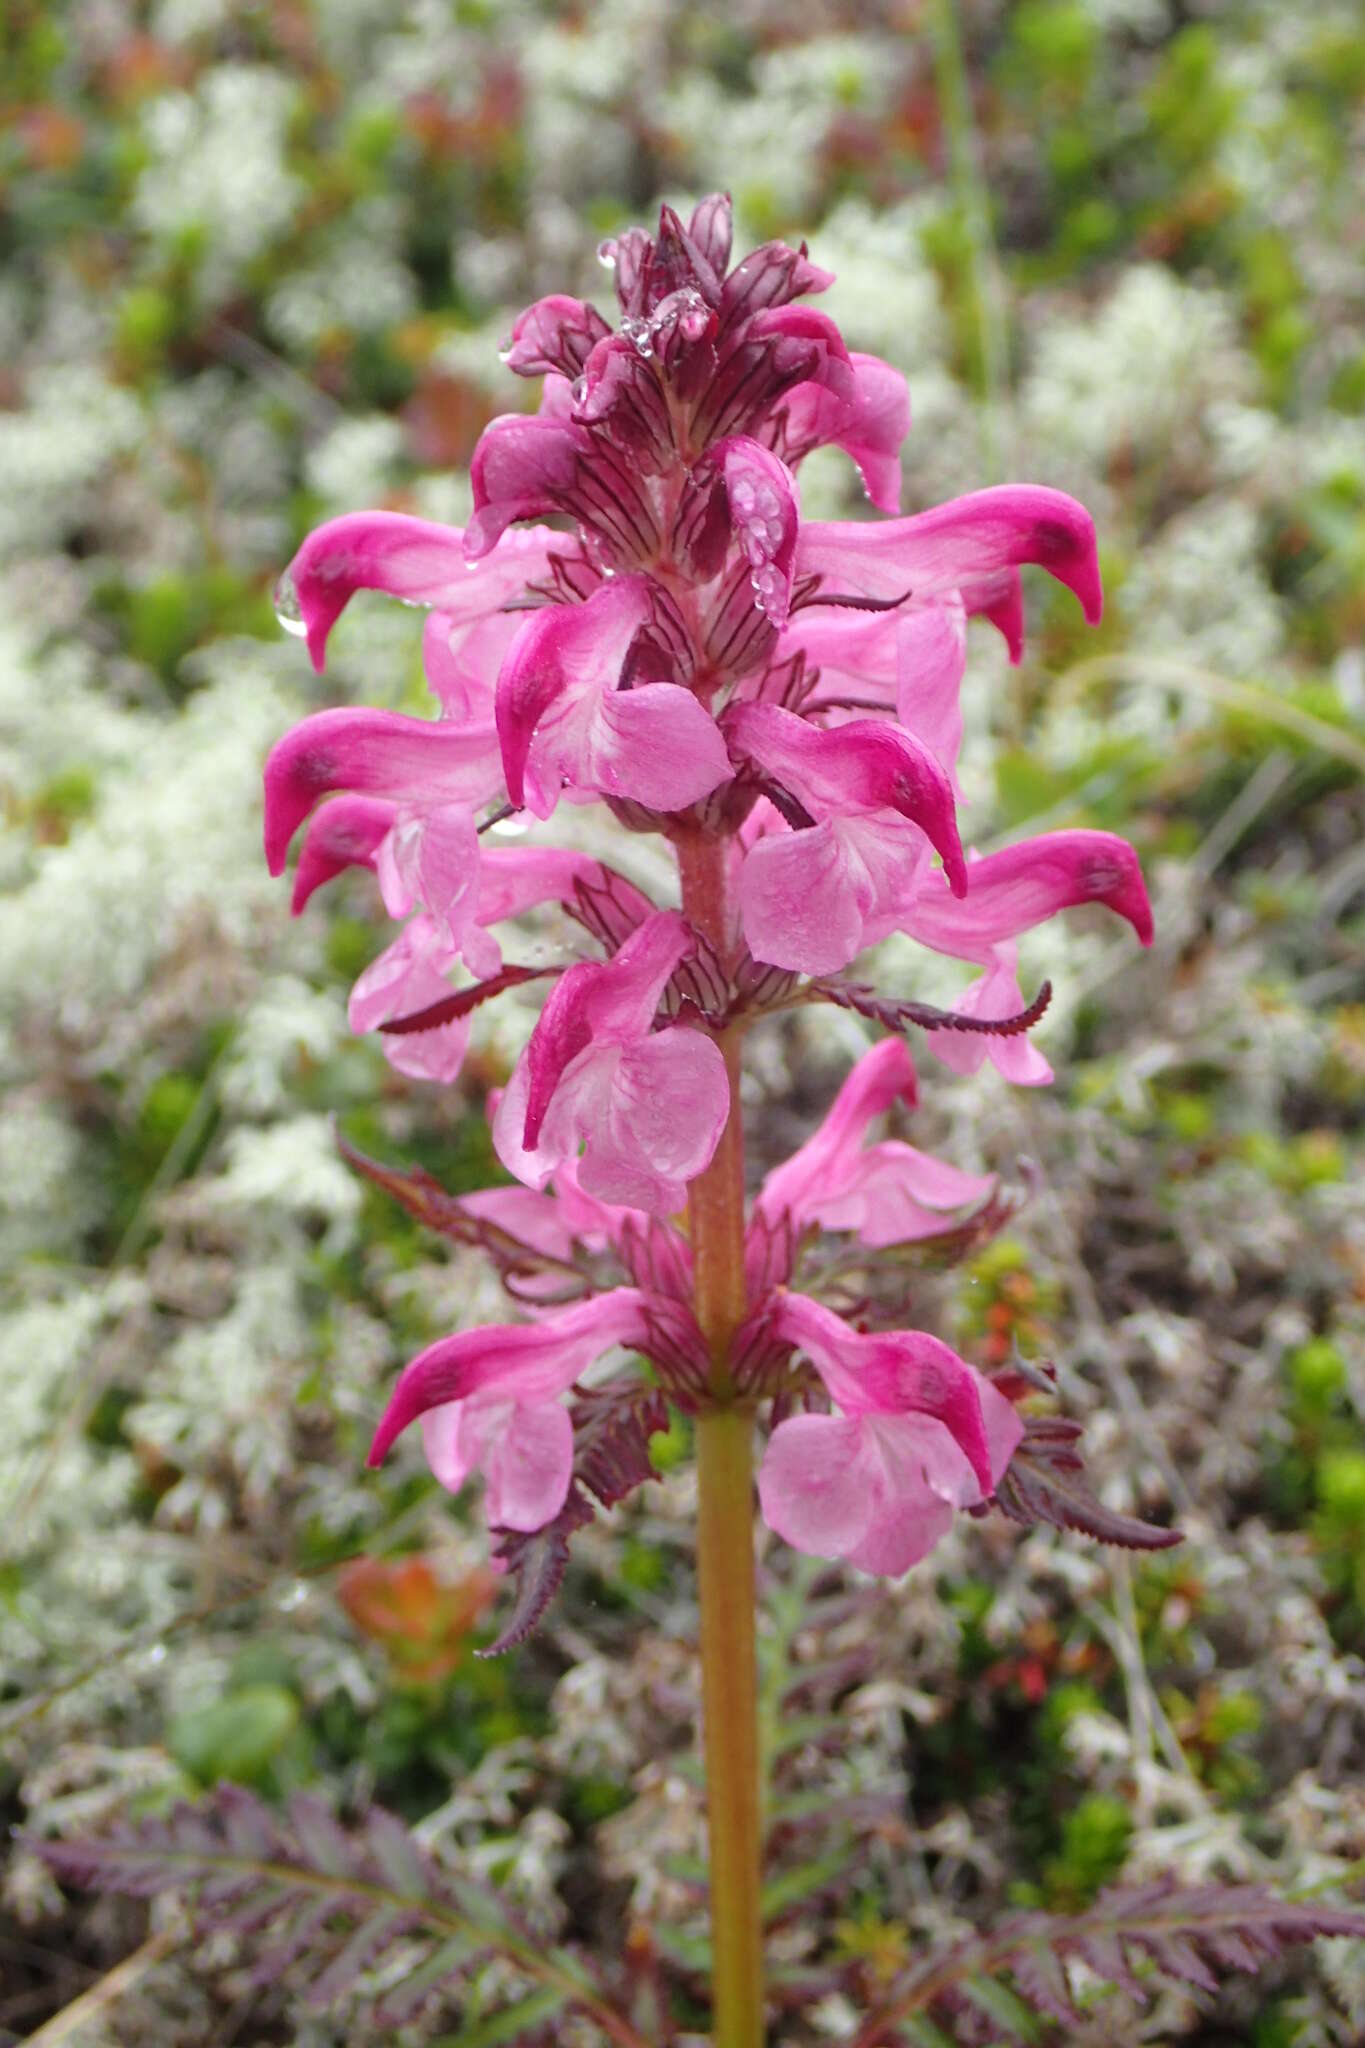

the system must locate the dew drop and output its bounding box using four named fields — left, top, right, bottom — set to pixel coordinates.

left=273, top=567, right=307, bottom=638
left=597, top=238, right=618, bottom=269
left=146, top=1642, right=167, bottom=1667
